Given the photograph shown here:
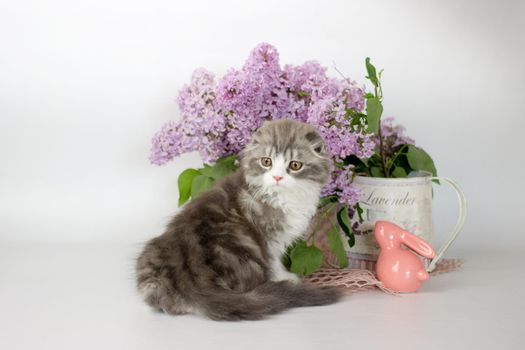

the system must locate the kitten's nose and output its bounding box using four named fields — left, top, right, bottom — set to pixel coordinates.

left=273, top=175, right=283, bottom=183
